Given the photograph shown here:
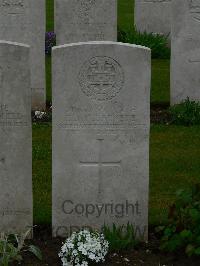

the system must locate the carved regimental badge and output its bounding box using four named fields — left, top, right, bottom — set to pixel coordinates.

left=79, top=56, right=124, bottom=101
